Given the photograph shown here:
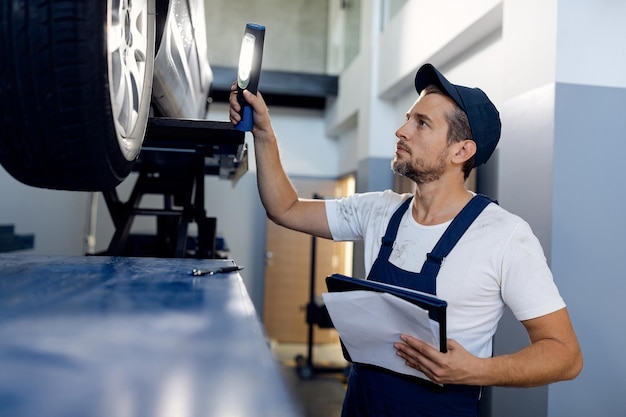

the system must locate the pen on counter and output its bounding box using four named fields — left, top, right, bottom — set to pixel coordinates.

left=189, top=265, right=244, bottom=276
